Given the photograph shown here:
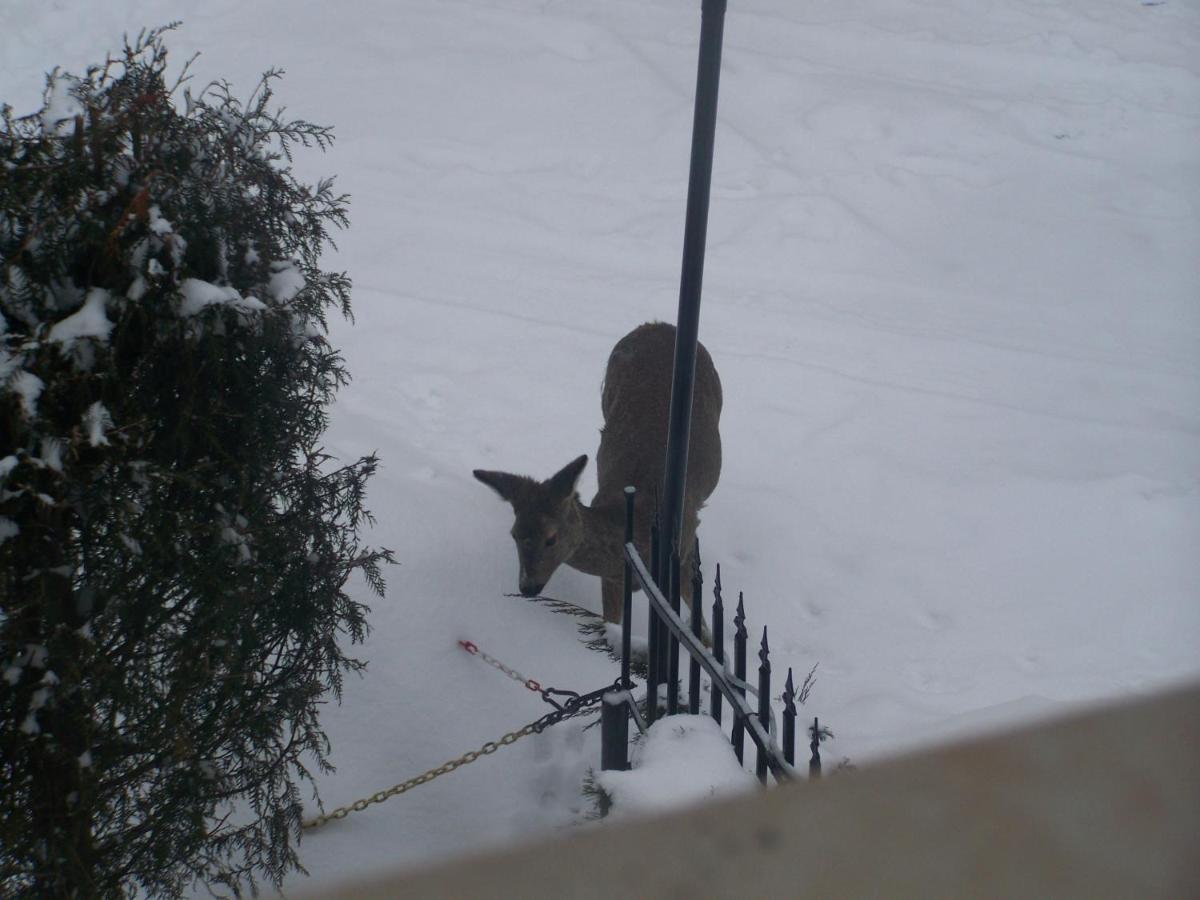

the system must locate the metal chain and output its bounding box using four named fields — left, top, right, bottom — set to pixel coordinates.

left=459, top=639, right=544, bottom=693
left=301, top=679, right=620, bottom=831
left=459, top=638, right=585, bottom=711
